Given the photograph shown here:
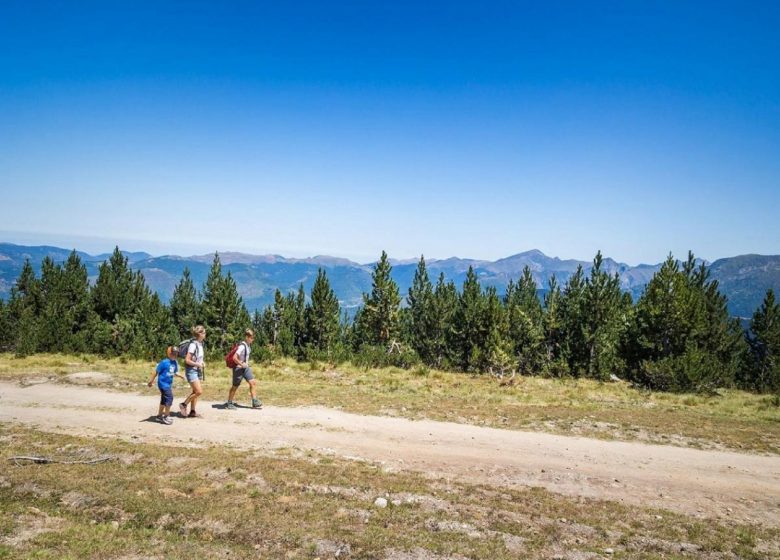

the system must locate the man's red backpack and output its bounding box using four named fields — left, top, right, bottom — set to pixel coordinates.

left=225, top=343, right=241, bottom=368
